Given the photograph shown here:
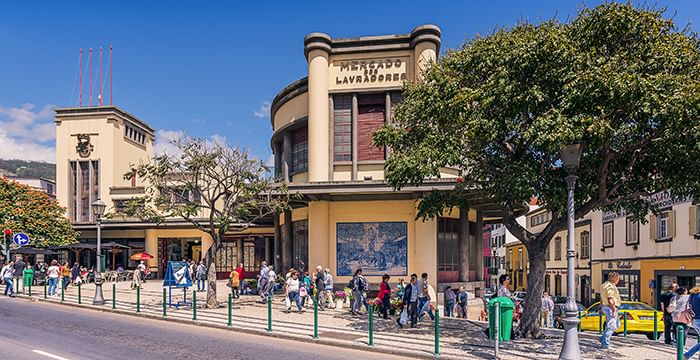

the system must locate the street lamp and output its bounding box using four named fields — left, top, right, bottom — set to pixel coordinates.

left=559, top=143, right=583, bottom=360
left=92, top=198, right=107, bottom=305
